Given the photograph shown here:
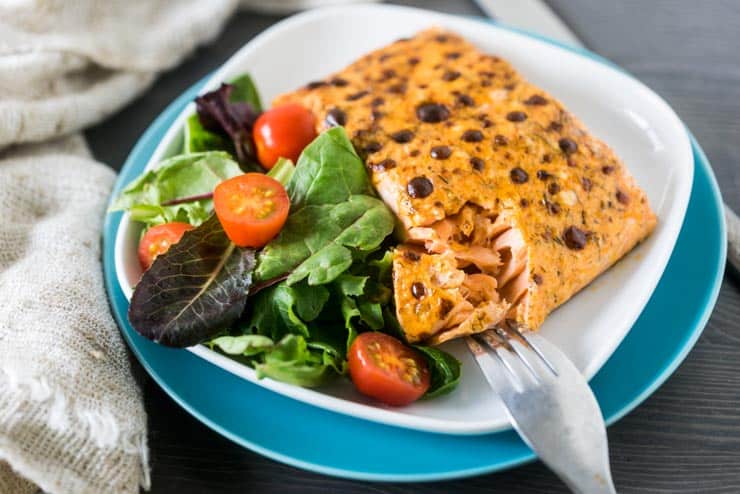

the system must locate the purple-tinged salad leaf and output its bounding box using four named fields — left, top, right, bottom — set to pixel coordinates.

left=195, top=83, right=260, bottom=169
left=128, top=214, right=256, bottom=347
